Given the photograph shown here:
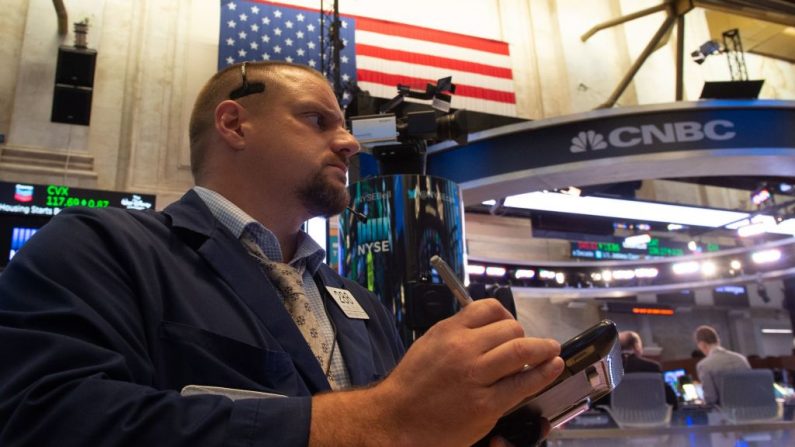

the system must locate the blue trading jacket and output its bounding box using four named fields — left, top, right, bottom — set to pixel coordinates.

left=0, top=190, right=403, bottom=446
